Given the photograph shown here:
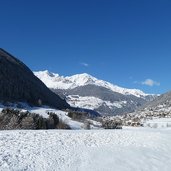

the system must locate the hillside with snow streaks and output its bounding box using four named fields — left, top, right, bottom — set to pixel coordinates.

left=67, top=95, right=127, bottom=110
